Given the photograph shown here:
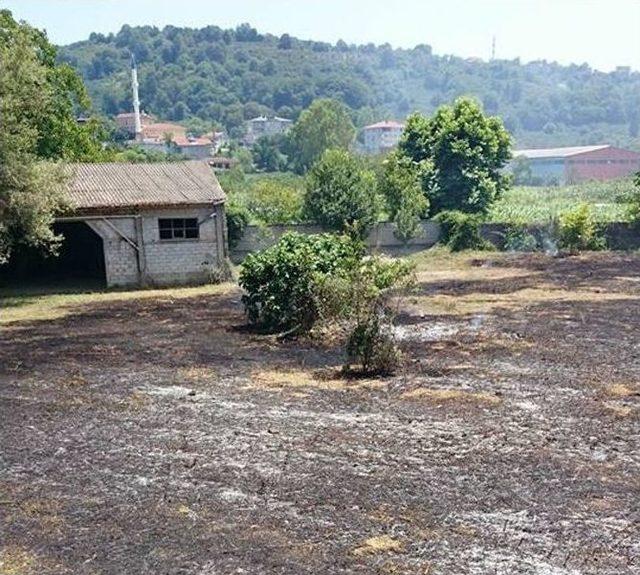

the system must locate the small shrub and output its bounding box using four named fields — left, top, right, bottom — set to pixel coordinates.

left=435, top=210, right=492, bottom=252
left=627, top=174, right=640, bottom=228
left=504, top=225, right=539, bottom=252
left=316, top=255, right=414, bottom=375
left=239, top=232, right=362, bottom=332
left=558, top=204, right=606, bottom=252
left=346, top=312, right=400, bottom=376
left=225, top=200, right=250, bottom=249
